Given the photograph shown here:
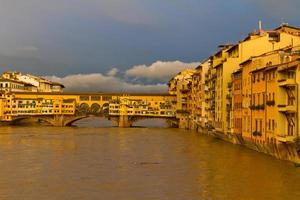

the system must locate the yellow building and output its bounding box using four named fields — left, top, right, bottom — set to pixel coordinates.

left=1, top=71, right=65, bottom=93
left=231, top=69, right=242, bottom=137
left=168, top=69, right=196, bottom=129
left=240, top=46, right=300, bottom=144
left=206, top=24, right=300, bottom=136
left=168, top=24, right=300, bottom=163
left=188, top=60, right=210, bottom=130
left=0, top=92, right=76, bottom=122
left=205, top=65, right=216, bottom=129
